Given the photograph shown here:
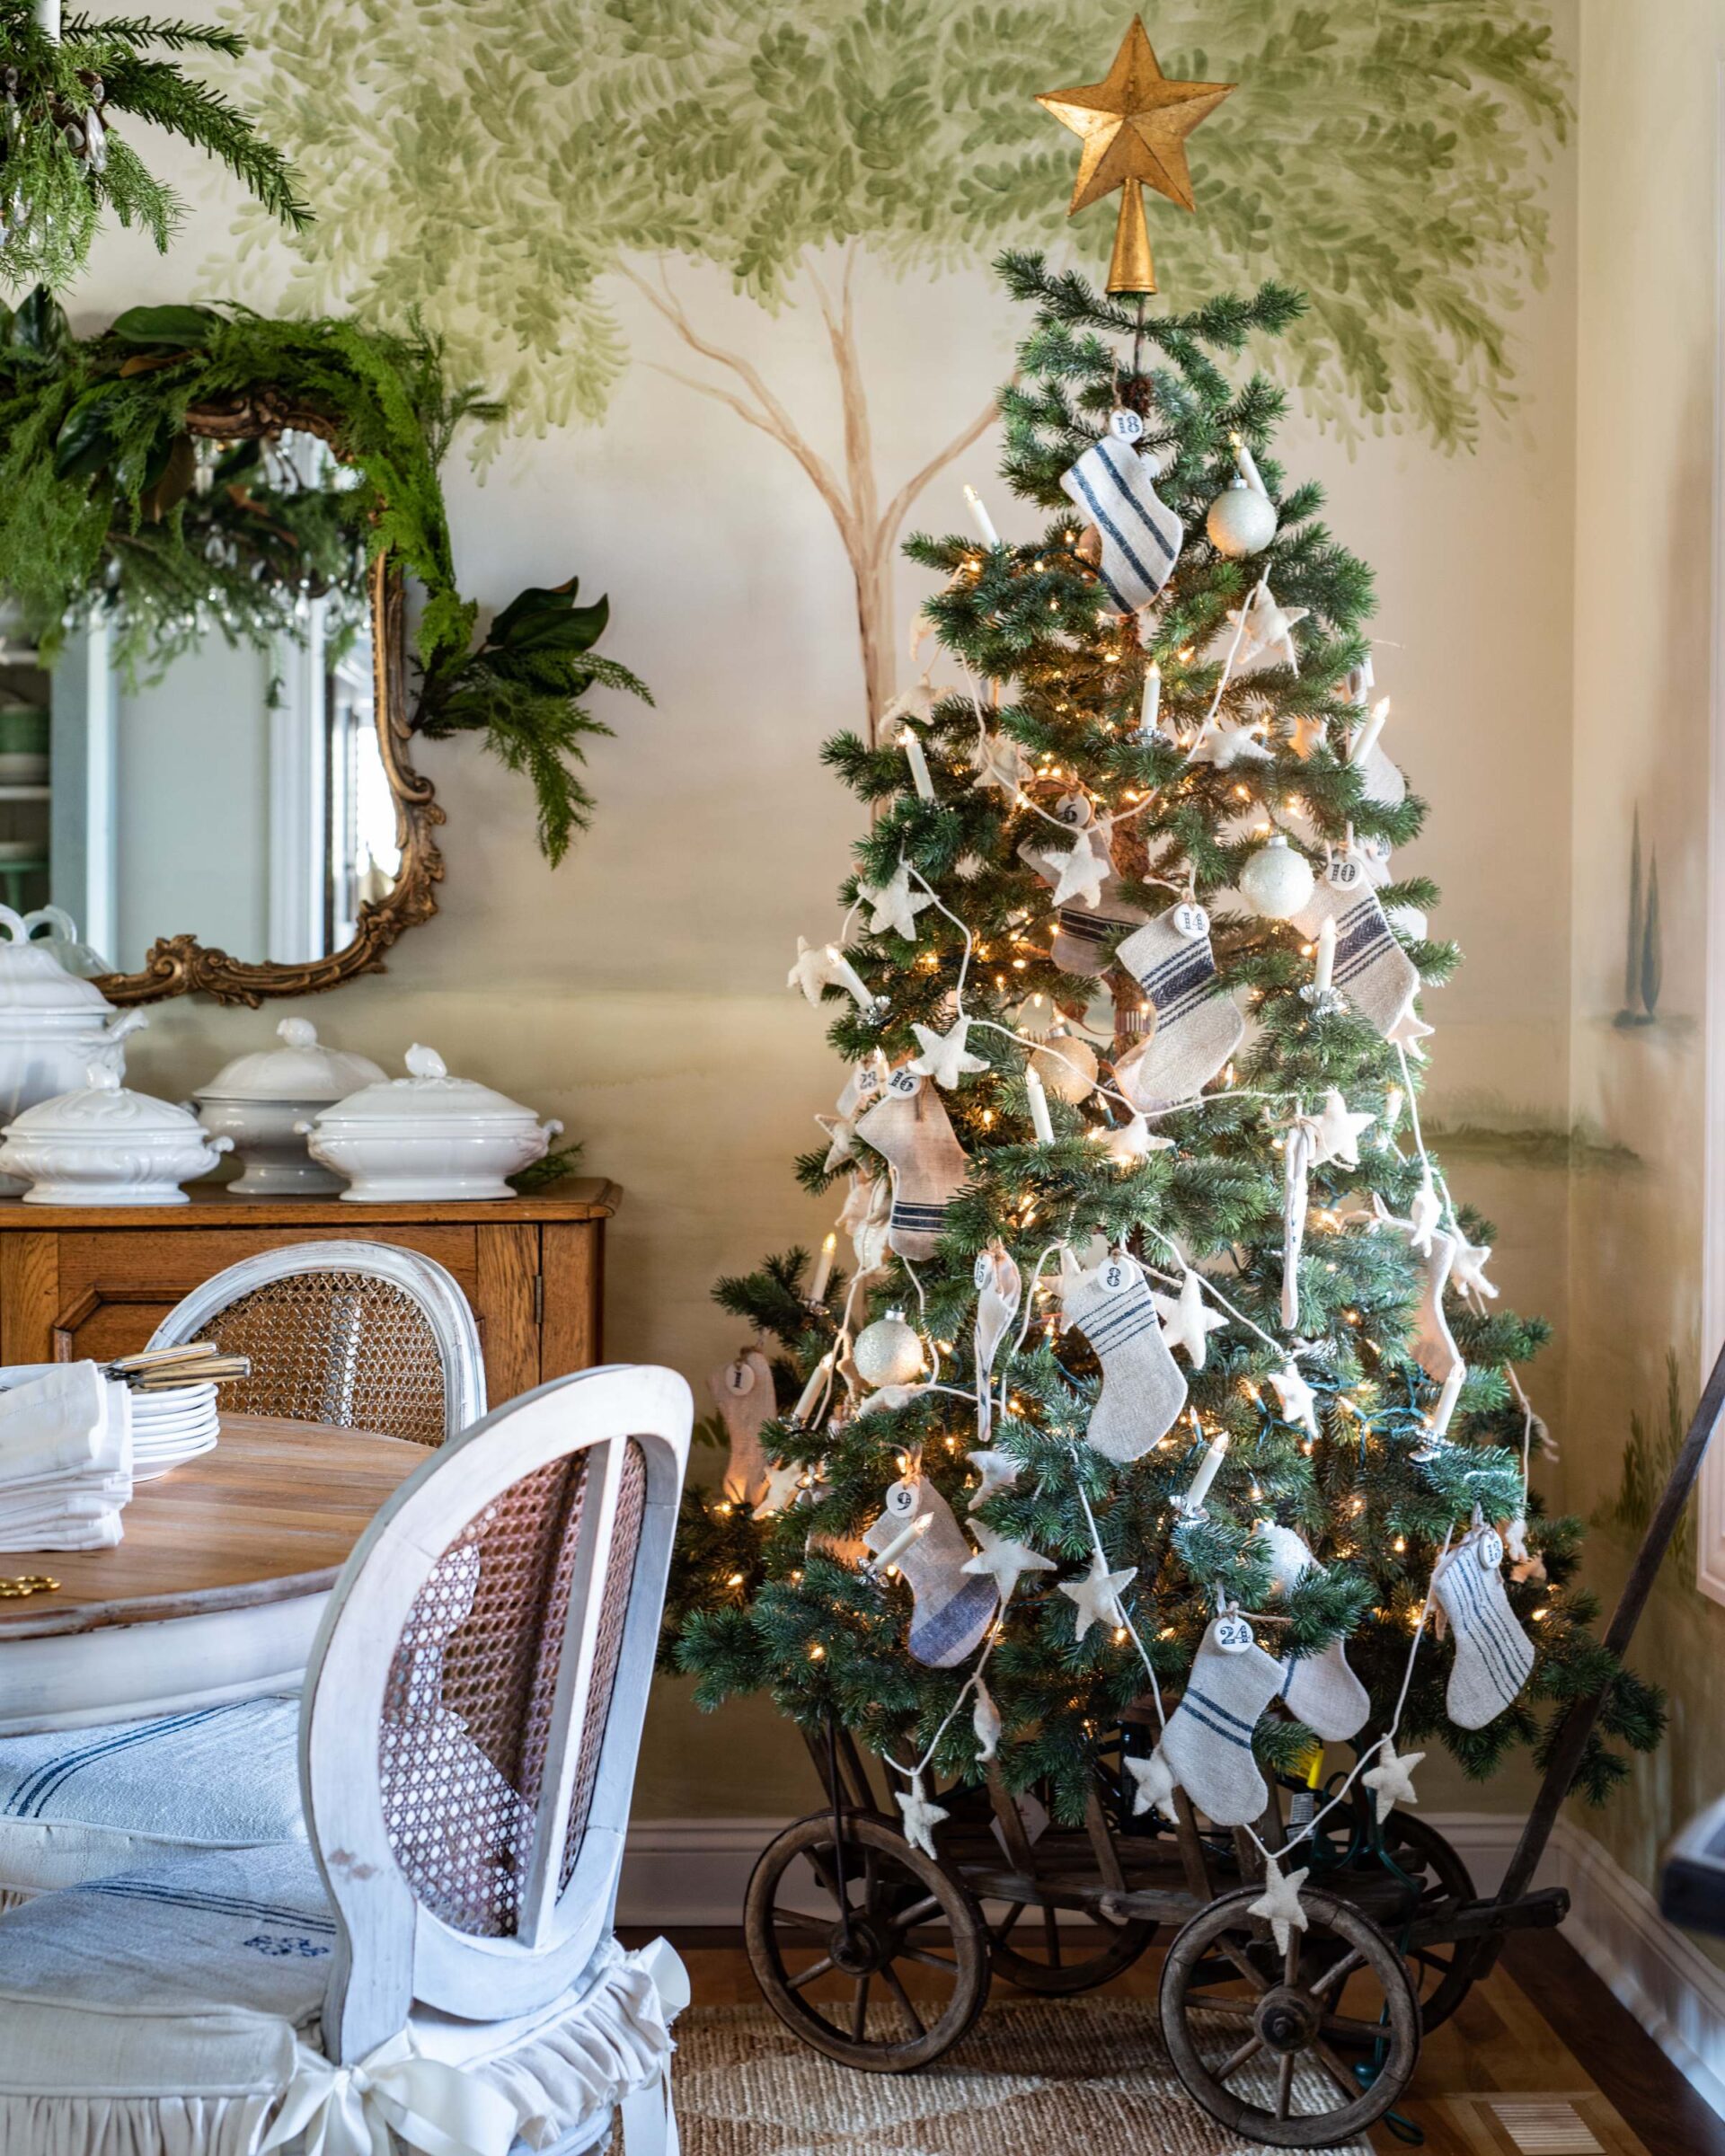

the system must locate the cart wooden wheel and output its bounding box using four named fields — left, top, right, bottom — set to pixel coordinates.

left=981, top=1891, right=1159, bottom=1994
left=744, top=1810, right=991, bottom=2072
left=1383, top=1810, right=1479, bottom=2033
left=1159, top=1885, right=1421, bottom=2149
